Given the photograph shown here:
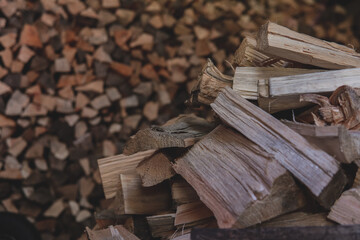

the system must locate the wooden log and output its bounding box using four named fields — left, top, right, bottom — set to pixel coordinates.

left=86, top=225, right=139, bottom=240
left=328, top=188, right=360, bottom=225
left=233, top=67, right=322, bottom=100
left=171, top=177, right=199, bottom=205
left=97, top=150, right=156, bottom=199
left=233, top=36, right=287, bottom=67
left=123, top=114, right=215, bottom=155
left=257, top=21, right=360, bottom=69
left=146, top=213, right=176, bottom=239
left=136, top=151, right=176, bottom=187
left=283, top=120, right=360, bottom=165
left=261, top=212, right=334, bottom=228
left=120, top=174, right=171, bottom=215
left=173, top=125, right=305, bottom=228
left=174, top=201, right=214, bottom=226
left=191, top=225, right=360, bottom=240
left=189, top=59, right=232, bottom=106
left=211, top=87, right=346, bottom=208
